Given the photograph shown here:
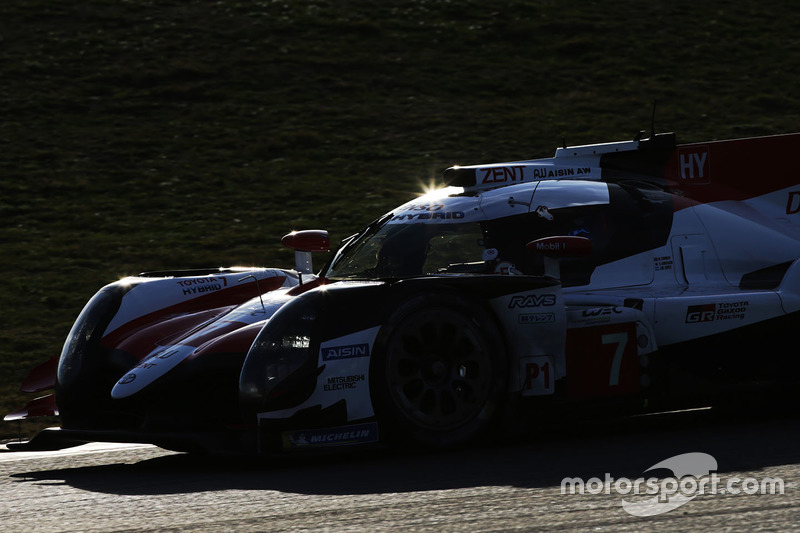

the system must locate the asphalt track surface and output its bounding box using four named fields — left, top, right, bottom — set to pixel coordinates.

left=2, top=410, right=799, bottom=532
